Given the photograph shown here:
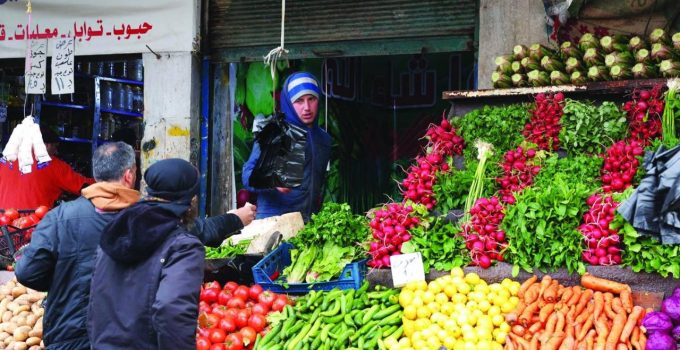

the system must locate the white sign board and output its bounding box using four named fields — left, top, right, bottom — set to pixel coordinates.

left=0, top=0, right=197, bottom=59
left=51, top=38, right=75, bottom=94
left=390, top=252, right=425, bottom=288
left=25, top=39, right=47, bottom=94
